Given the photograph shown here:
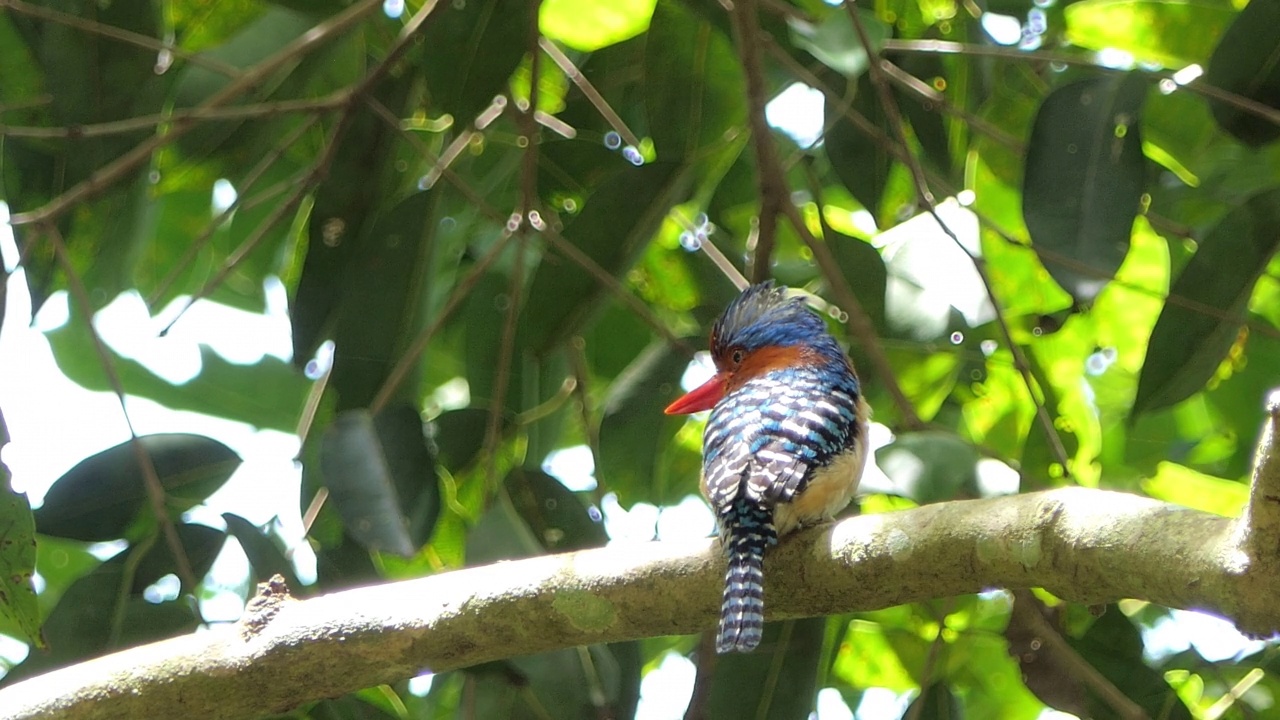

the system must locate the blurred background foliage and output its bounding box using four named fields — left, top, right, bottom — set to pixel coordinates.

left=1, top=0, right=1279, bottom=716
